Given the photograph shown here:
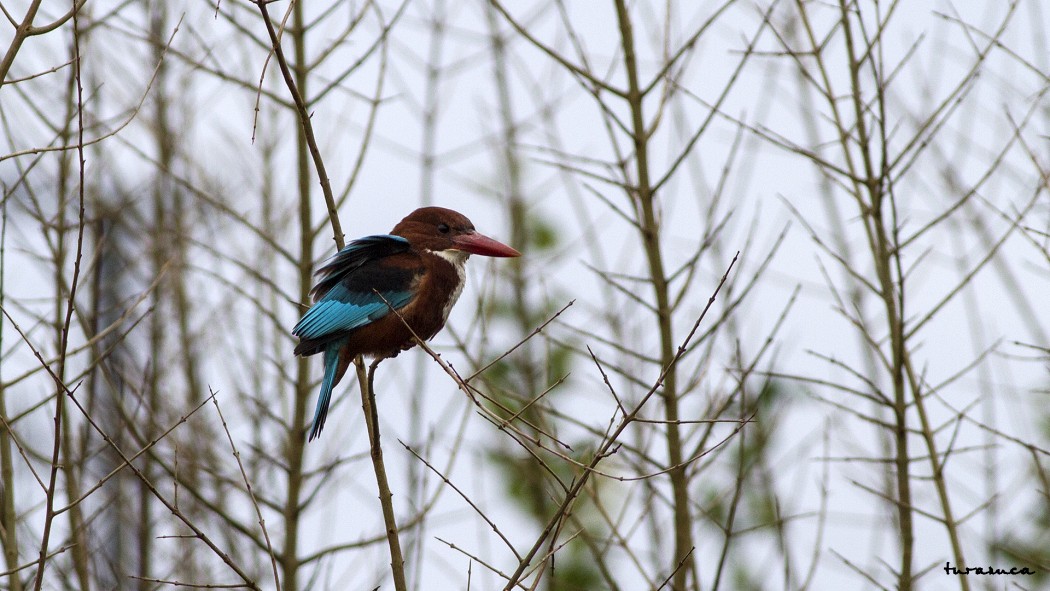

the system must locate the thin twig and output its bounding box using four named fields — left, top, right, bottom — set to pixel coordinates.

left=356, top=359, right=408, bottom=591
